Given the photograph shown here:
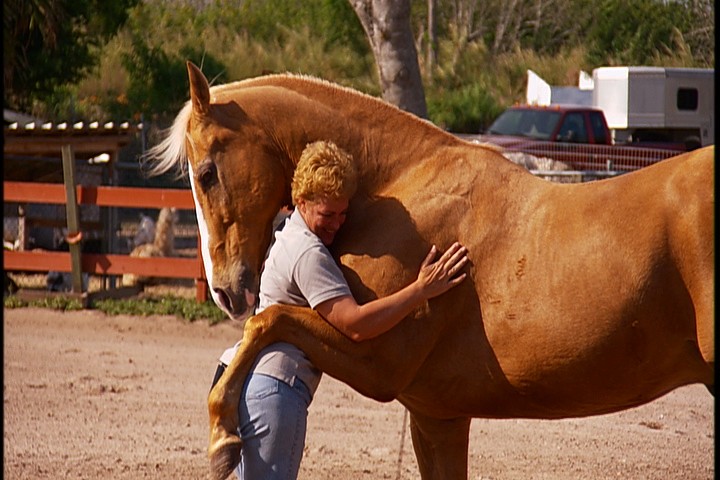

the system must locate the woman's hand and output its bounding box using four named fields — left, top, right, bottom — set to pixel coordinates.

left=416, top=242, right=469, bottom=299
left=318, top=241, right=469, bottom=342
